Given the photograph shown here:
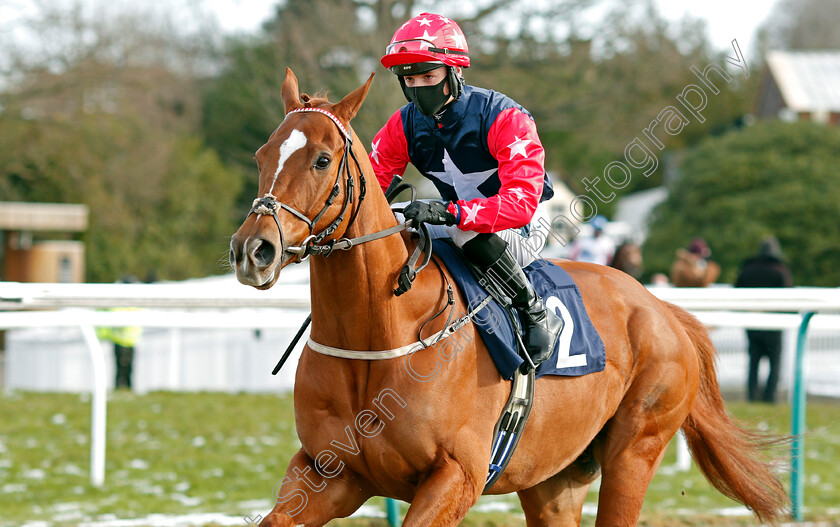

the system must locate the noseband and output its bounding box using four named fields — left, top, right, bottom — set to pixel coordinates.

left=247, top=107, right=369, bottom=261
